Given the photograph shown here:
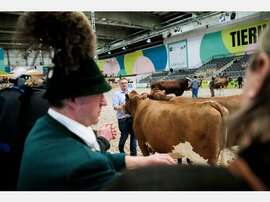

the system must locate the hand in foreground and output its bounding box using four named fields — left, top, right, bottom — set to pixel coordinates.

left=98, top=123, right=117, bottom=141
left=145, top=153, right=177, bottom=166
left=125, top=153, right=177, bottom=170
